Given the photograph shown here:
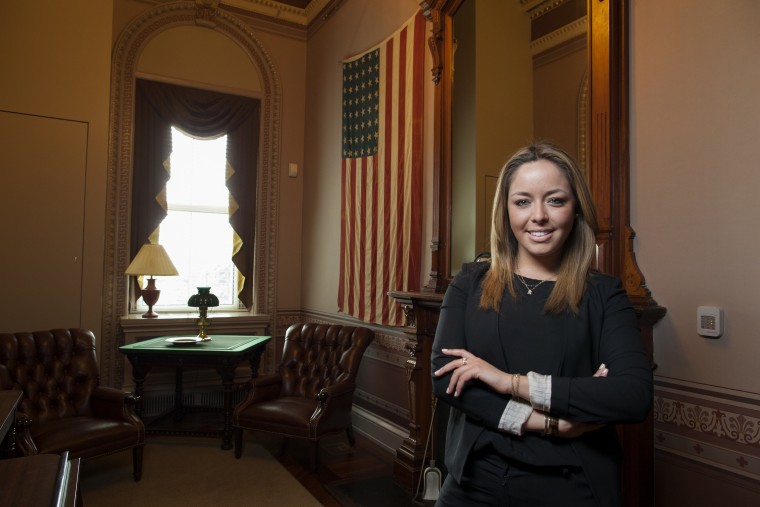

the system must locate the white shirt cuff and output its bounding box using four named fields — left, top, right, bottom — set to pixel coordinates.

left=528, top=371, right=551, bottom=412
left=498, top=399, right=533, bottom=435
